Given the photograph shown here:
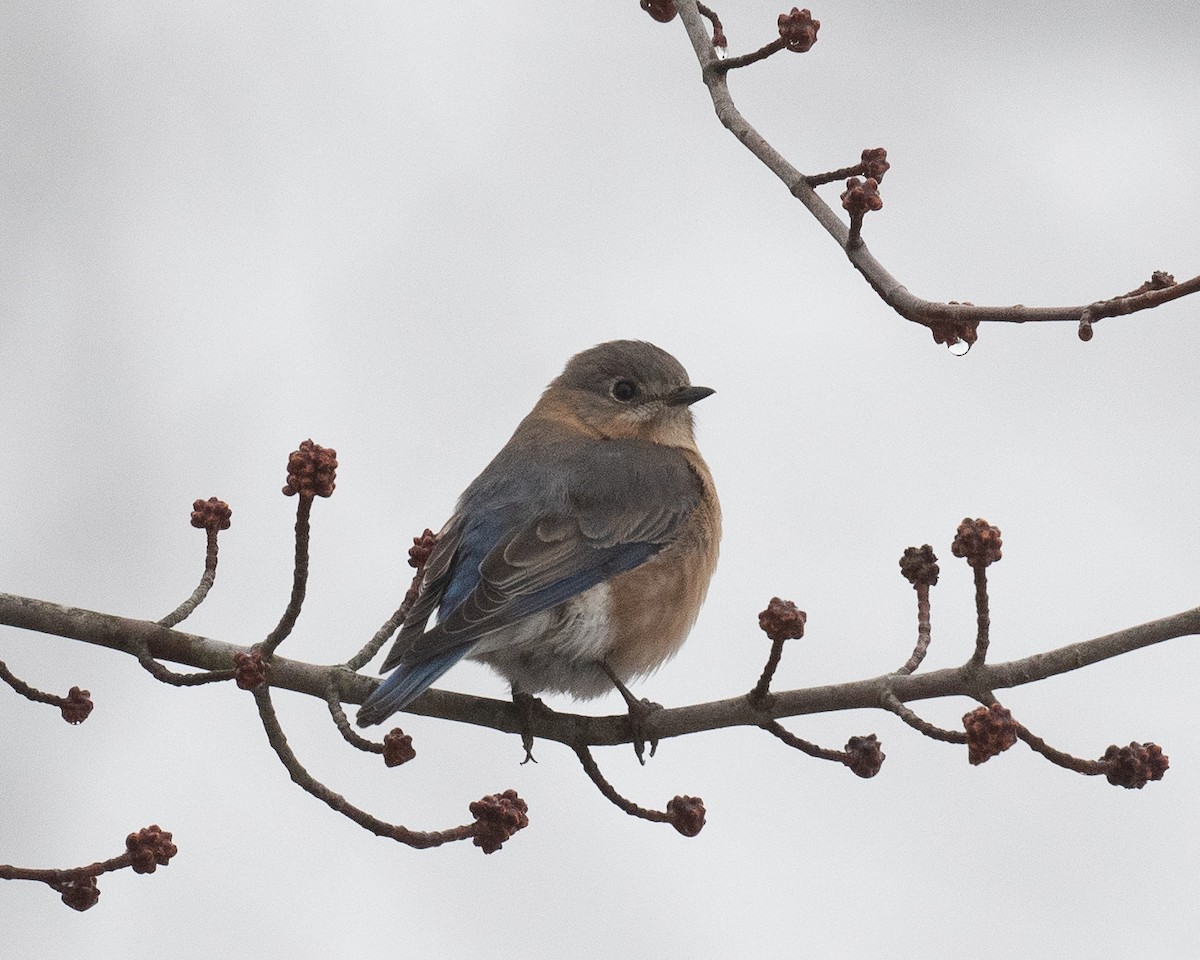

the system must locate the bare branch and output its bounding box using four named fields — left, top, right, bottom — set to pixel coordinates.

left=0, top=826, right=177, bottom=912
left=4, top=590, right=1196, bottom=749
left=669, top=0, right=1200, bottom=338
left=248, top=679, right=489, bottom=850
left=157, top=498, right=231, bottom=629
